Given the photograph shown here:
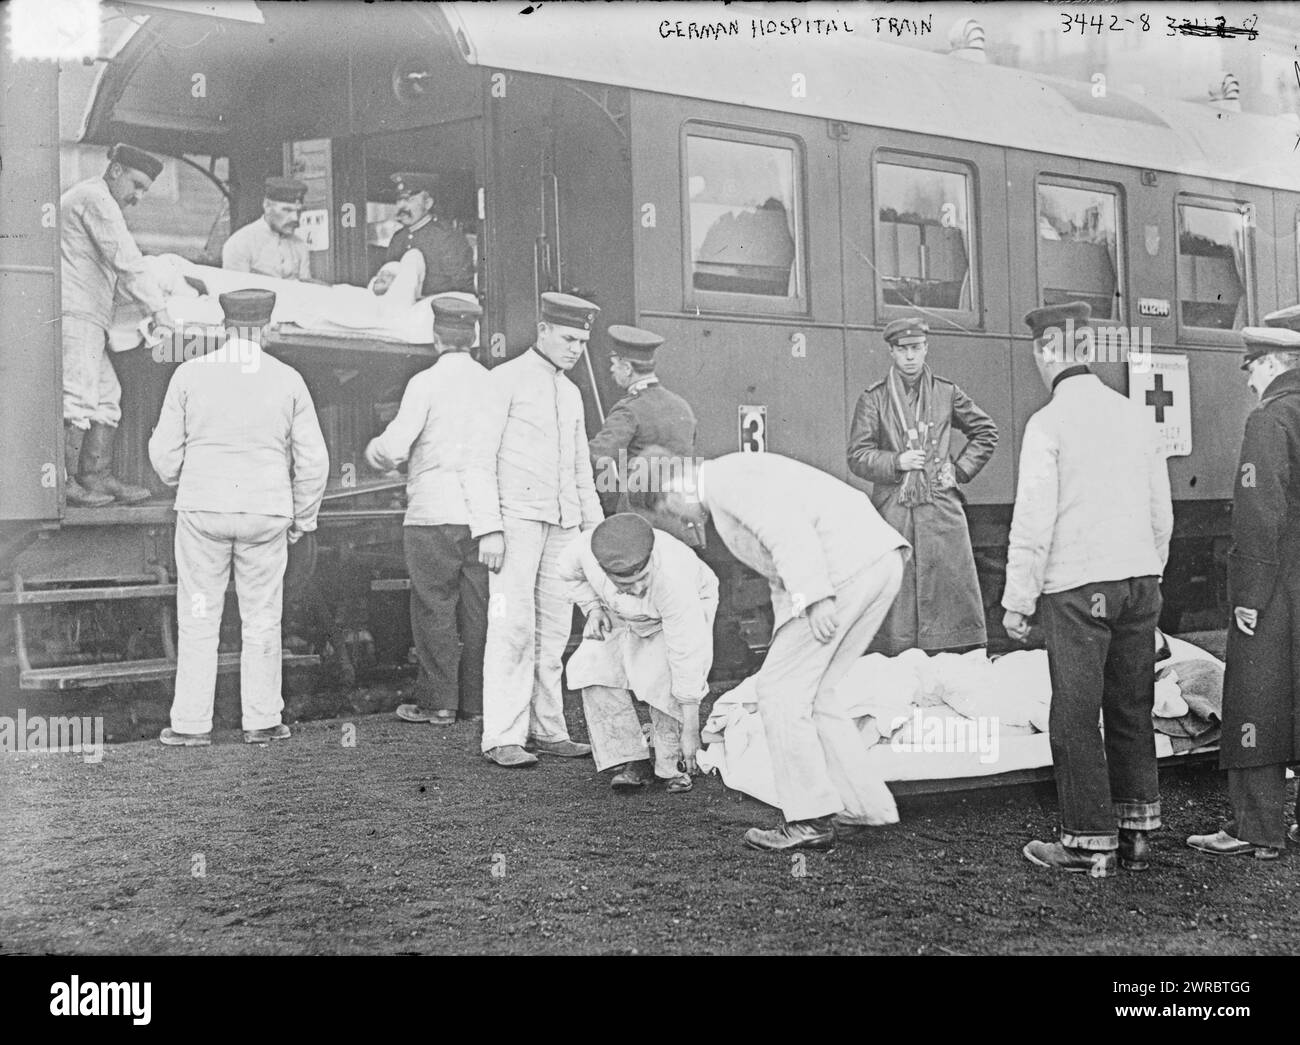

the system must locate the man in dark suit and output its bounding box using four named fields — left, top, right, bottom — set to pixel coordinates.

left=589, top=324, right=697, bottom=514
left=1188, top=322, right=1300, bottom=860
left=382, top=172, right=475, bottom=298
